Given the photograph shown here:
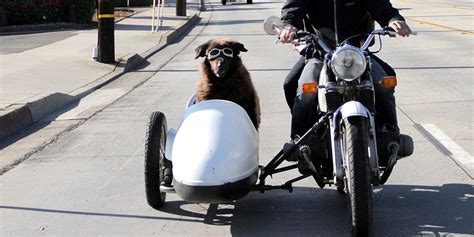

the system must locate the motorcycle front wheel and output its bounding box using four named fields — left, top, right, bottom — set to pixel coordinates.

left=342, top=117, right=373, bottom=237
